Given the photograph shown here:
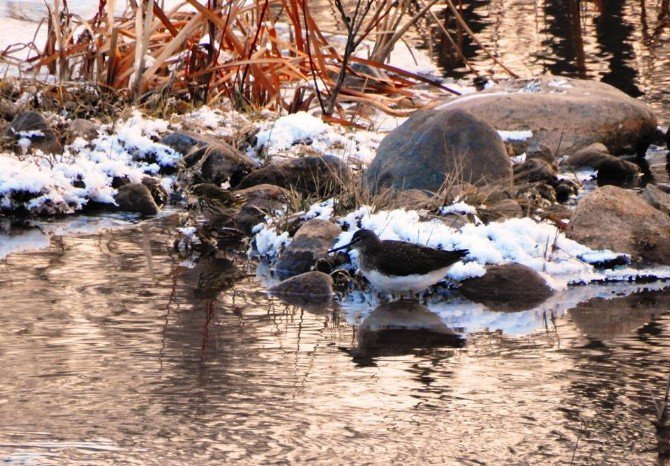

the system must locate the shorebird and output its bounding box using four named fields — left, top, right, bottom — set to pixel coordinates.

left=190, top=183, right=244, bottom=226
left=329, top=229, right=468, bottom=295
